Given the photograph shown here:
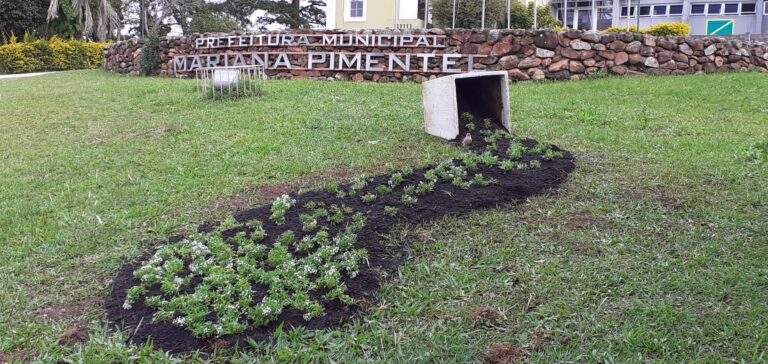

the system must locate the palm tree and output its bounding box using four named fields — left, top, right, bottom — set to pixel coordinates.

left=47, top=0, right=121, bottom=41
